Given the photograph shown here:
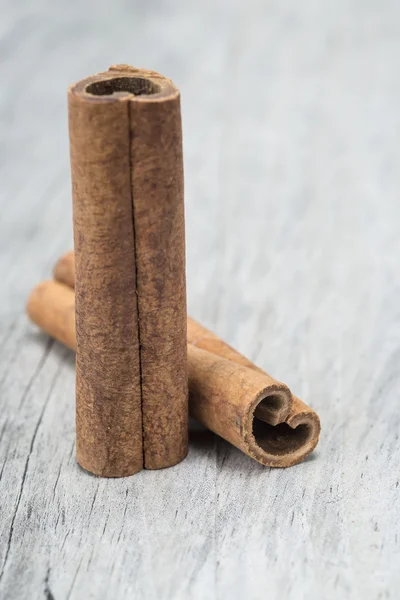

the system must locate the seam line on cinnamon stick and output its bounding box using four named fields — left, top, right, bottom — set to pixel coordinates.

left=127, top=100, right=145, bottom=468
